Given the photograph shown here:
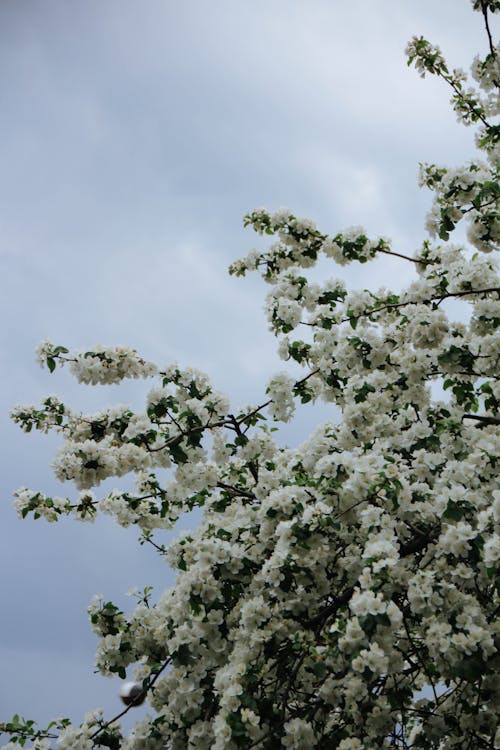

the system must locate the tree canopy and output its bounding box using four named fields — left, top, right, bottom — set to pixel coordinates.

left=2, top=1, right=499, bottom=748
